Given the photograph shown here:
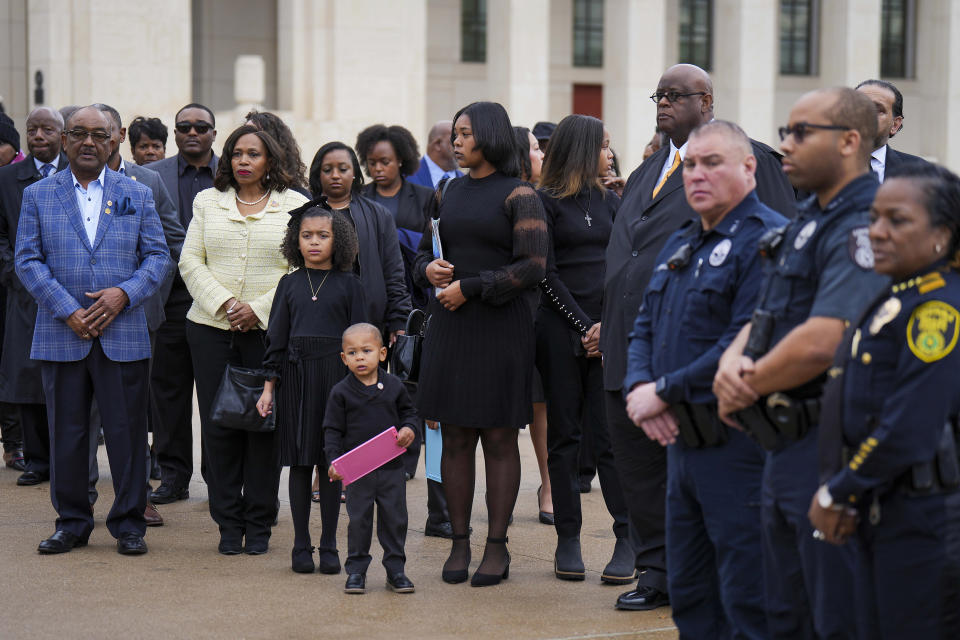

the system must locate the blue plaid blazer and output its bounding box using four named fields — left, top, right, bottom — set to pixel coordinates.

left=15, top=167, right=171, bottom=362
